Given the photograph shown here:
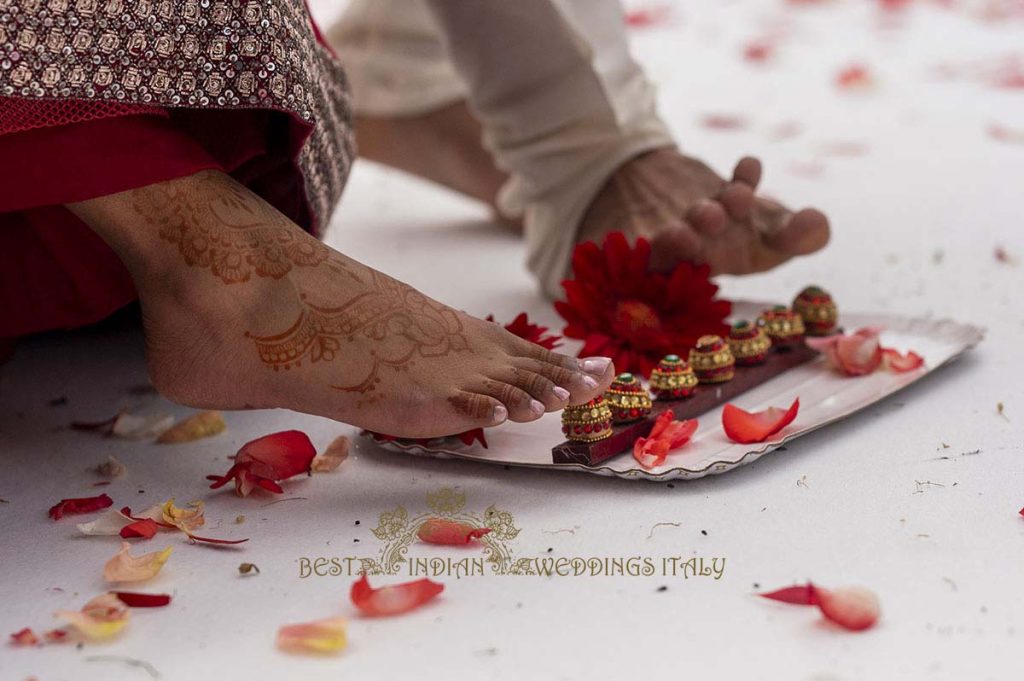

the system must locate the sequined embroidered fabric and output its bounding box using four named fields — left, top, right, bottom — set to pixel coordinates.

left=0, top=0, right=355, bottom=232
